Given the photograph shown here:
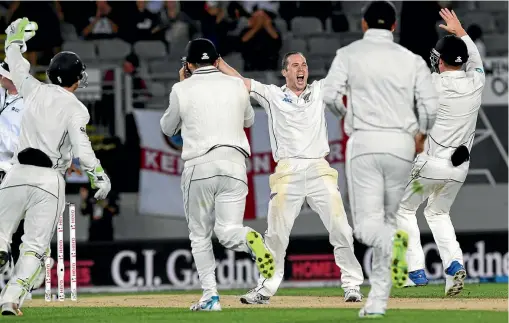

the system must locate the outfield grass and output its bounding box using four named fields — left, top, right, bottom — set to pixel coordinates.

left=69, top=282, right=507, bottom=299
left=21, top=284, right=507, bottom=323
left=13, top=308, right=509, bottom=323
